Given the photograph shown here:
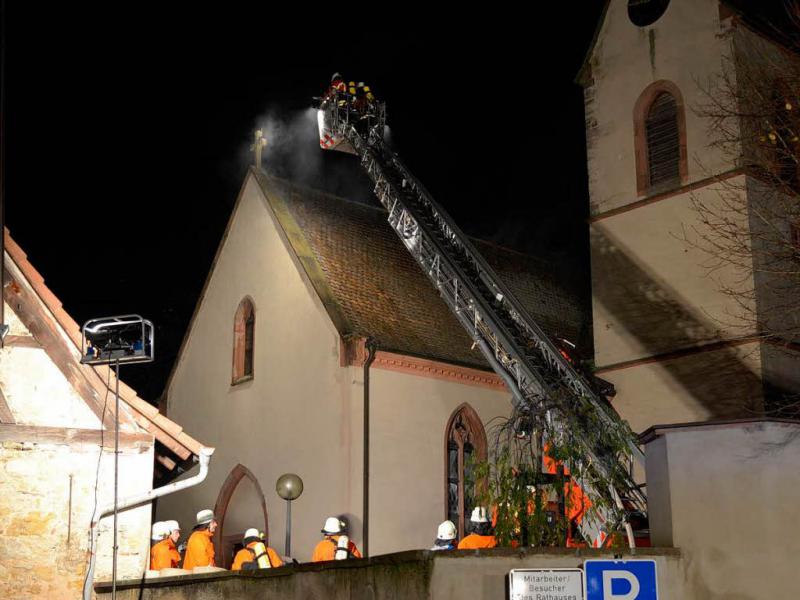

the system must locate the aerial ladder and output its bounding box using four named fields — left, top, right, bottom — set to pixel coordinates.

left=314, top=86, right=646, bottom=548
